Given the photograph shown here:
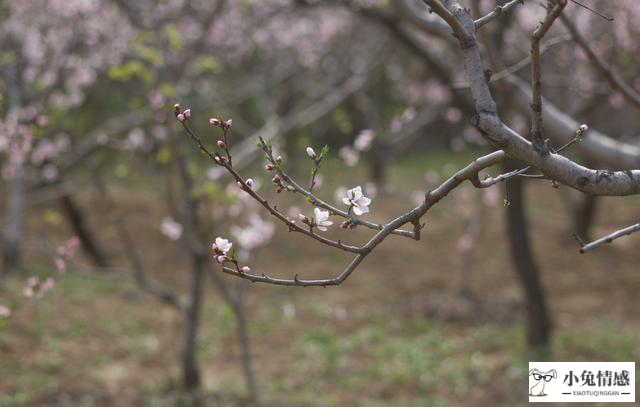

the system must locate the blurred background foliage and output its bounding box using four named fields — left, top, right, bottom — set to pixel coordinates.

left=1, top=0, right=639, bottom=406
